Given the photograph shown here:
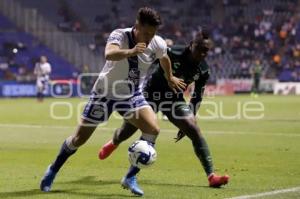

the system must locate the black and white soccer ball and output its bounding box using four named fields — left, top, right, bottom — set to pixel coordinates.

left=128, top=140, right=157, bottom=169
